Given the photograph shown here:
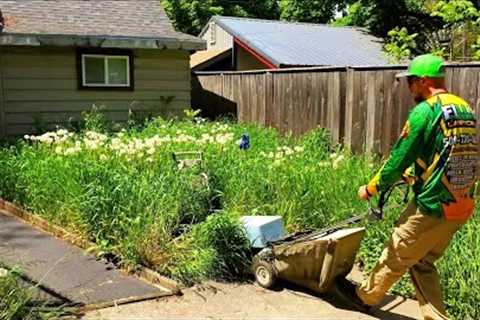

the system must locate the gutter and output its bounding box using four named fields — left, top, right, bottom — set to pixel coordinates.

left=0, top=33, right=207, bottom=51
